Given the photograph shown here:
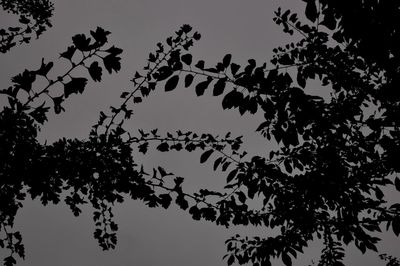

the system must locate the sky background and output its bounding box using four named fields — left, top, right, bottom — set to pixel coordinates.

left=1, top=0, right=399, bottom=265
